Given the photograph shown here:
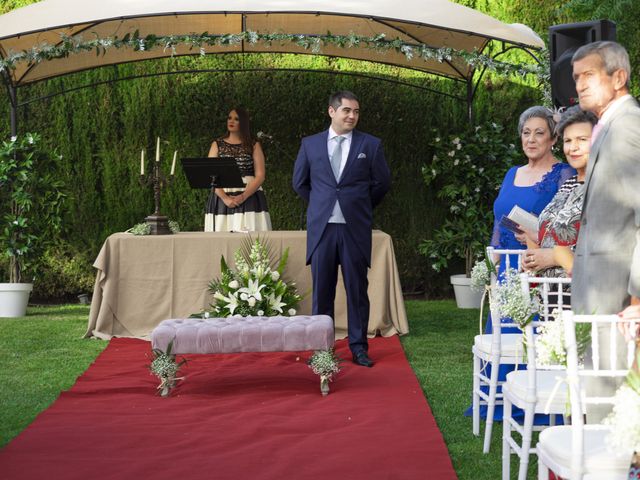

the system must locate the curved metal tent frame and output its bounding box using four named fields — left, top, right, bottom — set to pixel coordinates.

left=0, top=0, right=544, bottom=135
